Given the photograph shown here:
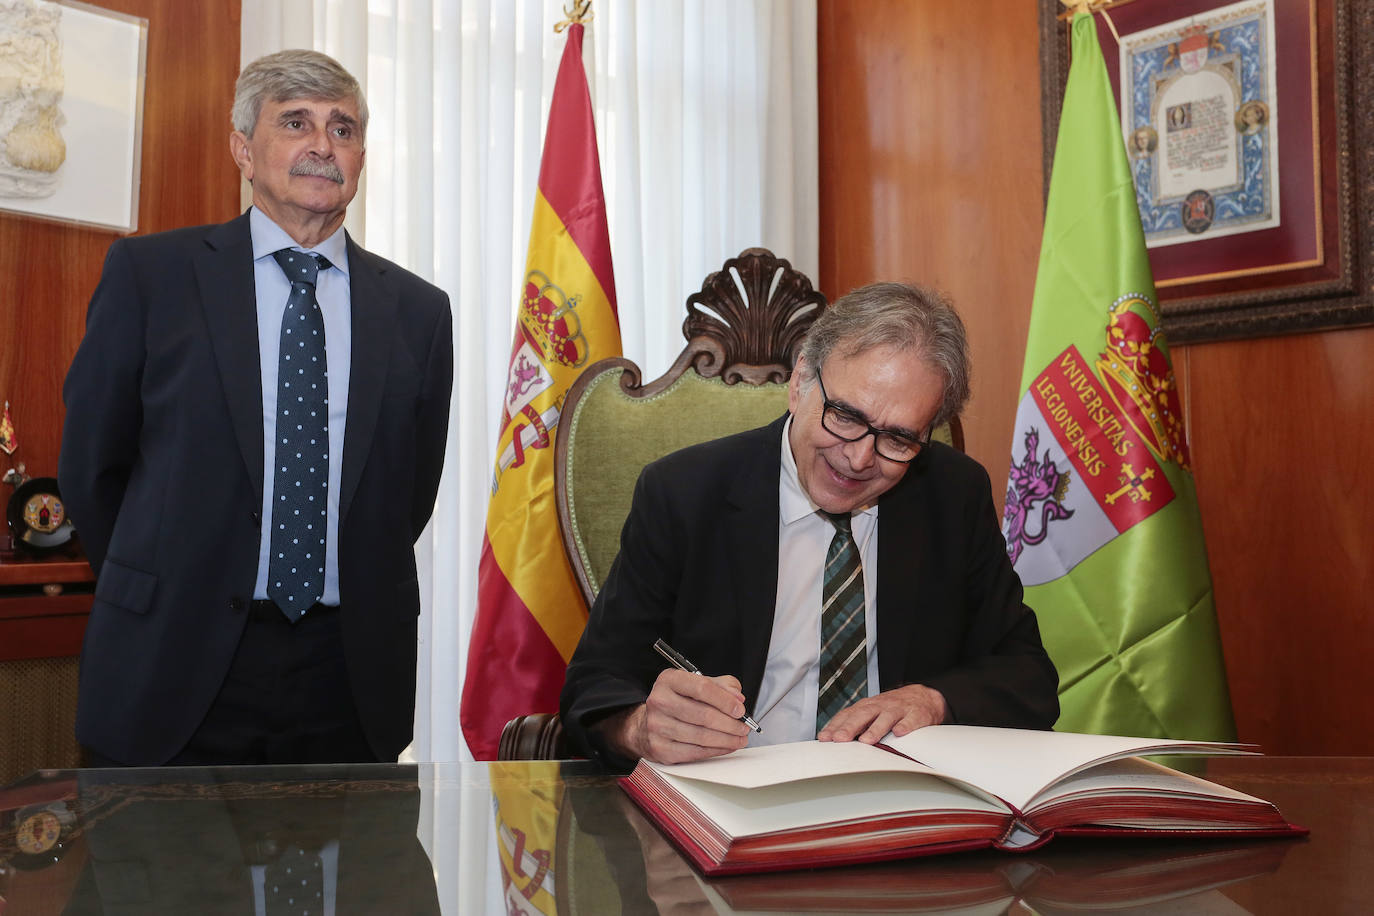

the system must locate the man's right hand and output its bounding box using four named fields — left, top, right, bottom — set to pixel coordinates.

left=599, top=669, right=752, bottom=764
